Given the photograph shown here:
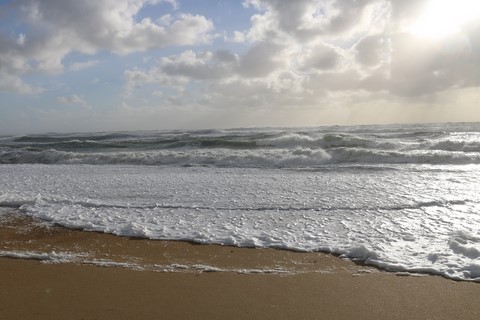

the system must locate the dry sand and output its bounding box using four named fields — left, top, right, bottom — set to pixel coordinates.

left=1, top=209, right=480, bottom=320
